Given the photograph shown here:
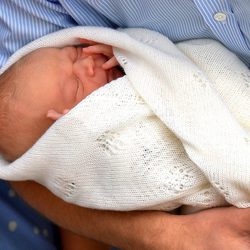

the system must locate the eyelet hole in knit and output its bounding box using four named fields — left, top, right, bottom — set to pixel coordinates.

left=121, top=58, right=128, bottom=65
left=54, top=177, right=77, bottom=198
left=193, top=71, right=208, bottom=88
left=241, top=72, right=250, bottom=88
left=132, top=94, right=145, bottom=105
left=96, top=131, right=124, bottom=156
left=138, top=37, right=158, bottom=44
